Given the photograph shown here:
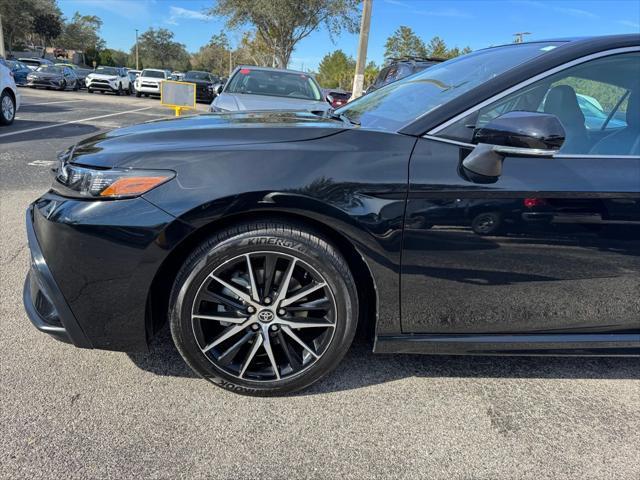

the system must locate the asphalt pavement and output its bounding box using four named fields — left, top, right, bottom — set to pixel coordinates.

left=1, top=88, right=639, bottom=480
